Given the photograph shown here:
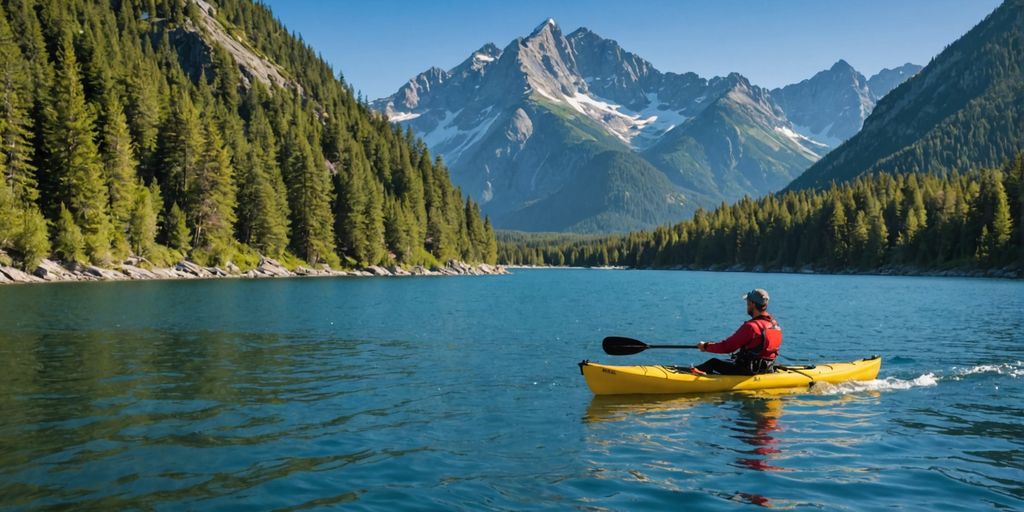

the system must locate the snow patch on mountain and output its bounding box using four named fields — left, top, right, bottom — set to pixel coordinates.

left=388, top=111, right=422, bottom=122
left=422, top=108, right=500, bottom=165
left=636, top=93, right=691, bottom=145
left=774, top=126, right=829, bottom=157
left=536, top=89, right=689, bottom=149
left=790, top=123, right=842, bottom=150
